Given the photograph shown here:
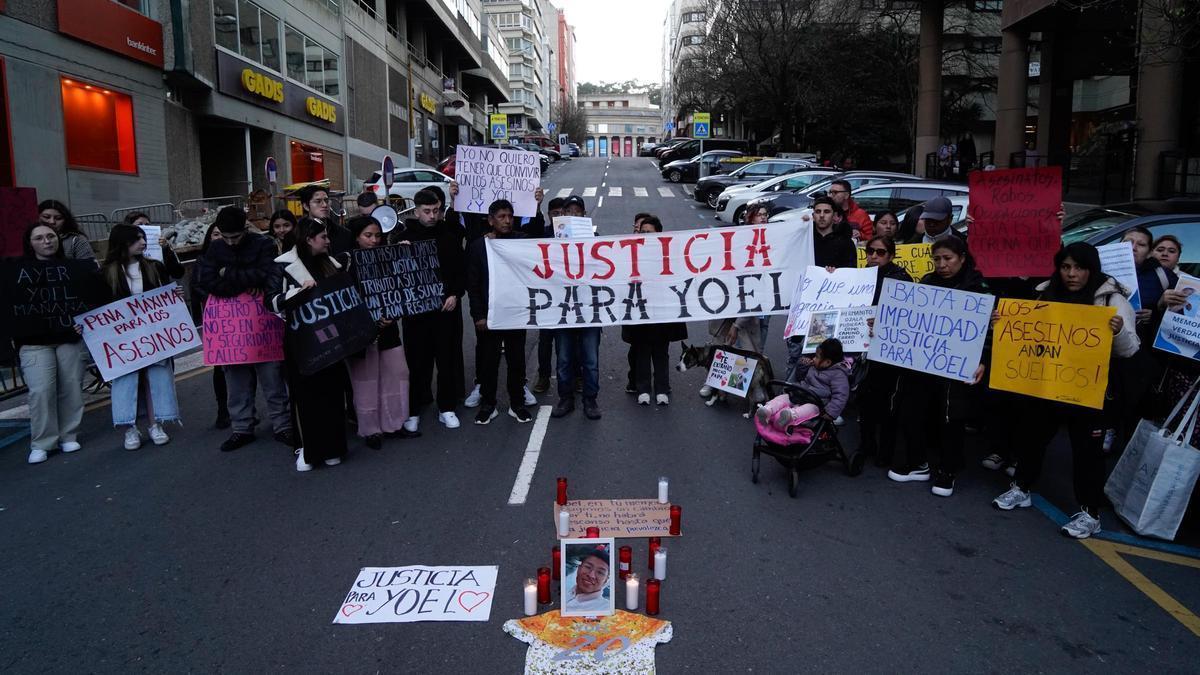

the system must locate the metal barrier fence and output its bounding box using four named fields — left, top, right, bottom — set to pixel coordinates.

left=178, top=195, right=244, bottom=218
left=111, top=202, right=177, bottom=228
left=75, top=213, right=110, bottom=242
